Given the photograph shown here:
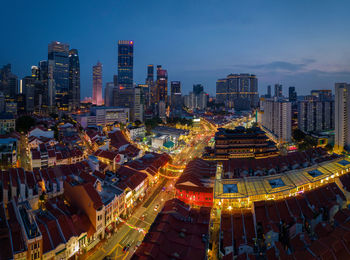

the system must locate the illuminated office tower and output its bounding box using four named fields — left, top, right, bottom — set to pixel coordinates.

left=118, top=40, right=134, bottom=88
left=38, top=60, right=49, bottom=109
left=170, top=81, right=182, bottom=109
left=156, top=65, right=168, bottom=103
left=92, top=62, right=103, bottom=106
left=0, top=64, right=18, bottom=102
left=68, top=49, right=80, bottom=110
left=48, top=41, right=69, bottom=110
left=215, top=73, right=258, bottom=110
